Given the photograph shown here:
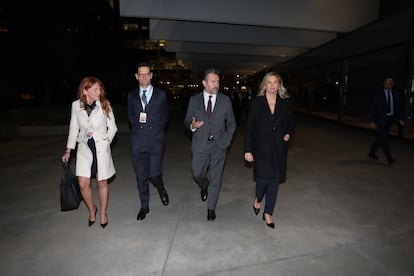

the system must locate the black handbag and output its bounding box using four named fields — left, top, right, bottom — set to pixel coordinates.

left=60, top=161, right=83, bottom=211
